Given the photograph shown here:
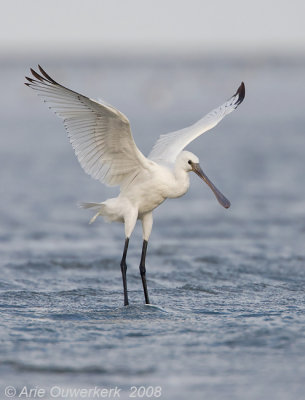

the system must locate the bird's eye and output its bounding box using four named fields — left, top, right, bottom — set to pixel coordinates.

left=188, top=160, right=192, bottom=165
